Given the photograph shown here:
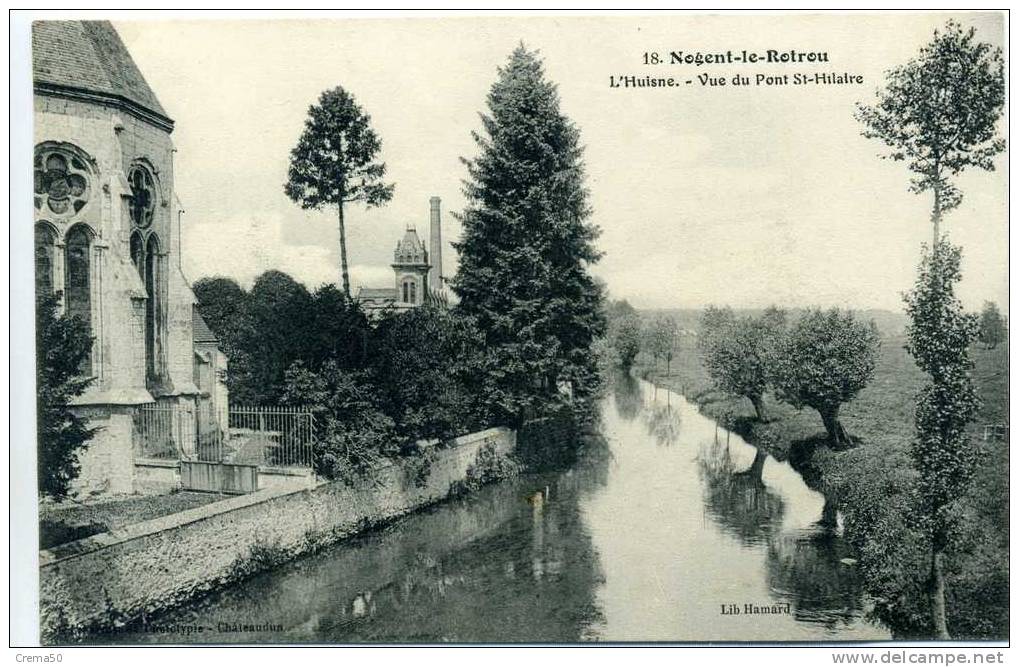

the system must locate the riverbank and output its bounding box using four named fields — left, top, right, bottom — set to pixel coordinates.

left=85, top=377, right=887, bottom=643
left=40, top=427, right=516, bottom=643
left=635, top=335, right=1008, bottom=639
